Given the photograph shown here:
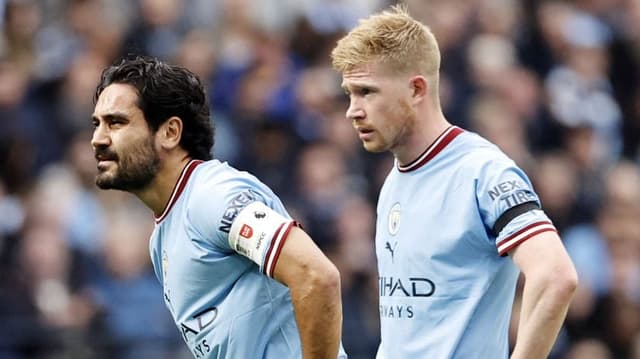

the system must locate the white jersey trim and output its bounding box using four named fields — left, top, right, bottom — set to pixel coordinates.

left=497, top=221, right=556, bottom=255
left=264, top=221, right=294, bottom=277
